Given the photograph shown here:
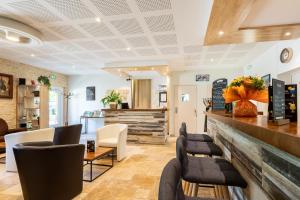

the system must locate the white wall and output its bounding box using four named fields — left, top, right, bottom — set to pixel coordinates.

left=244, top=38, right=300, bottom=78
left=169, top=68, right=243, bottom=136
left=68, top=73, right=131, bottom=132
